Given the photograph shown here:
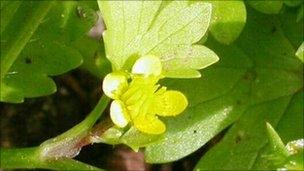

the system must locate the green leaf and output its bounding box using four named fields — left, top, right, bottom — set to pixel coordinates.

left=266, top=123, right=289, bottom=165
left=98, top=1, right=216, bottom=78
left=145, top=6, right=302, bottom=164
left=247, top=0, right=283, bottom=14
left=1, top=1, right=97, bottom=103
left=208, top=1, right=247, bottom=44
left=194, top=8, right=303, bottom=169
